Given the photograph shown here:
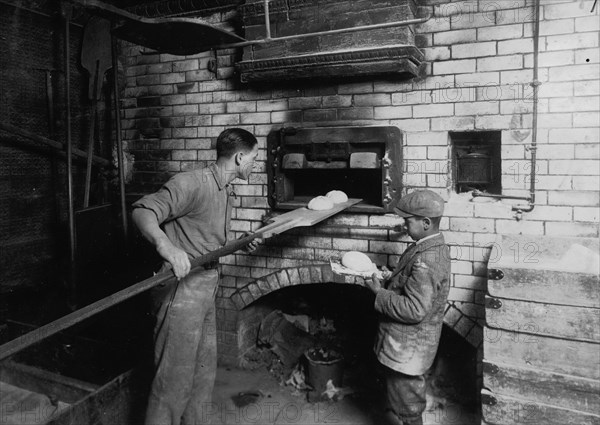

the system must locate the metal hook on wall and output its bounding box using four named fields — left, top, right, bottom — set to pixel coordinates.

left=207, top=48, right=218, bottom=77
